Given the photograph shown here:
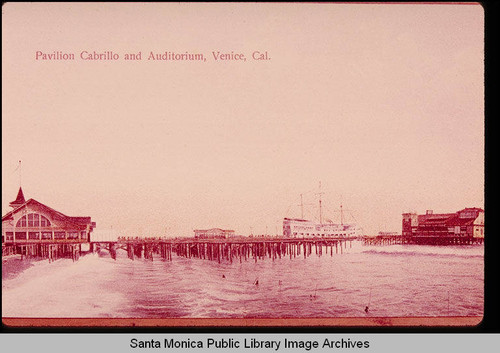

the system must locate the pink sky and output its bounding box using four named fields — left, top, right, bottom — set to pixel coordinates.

left=2, top=3, right=484, bottom=237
